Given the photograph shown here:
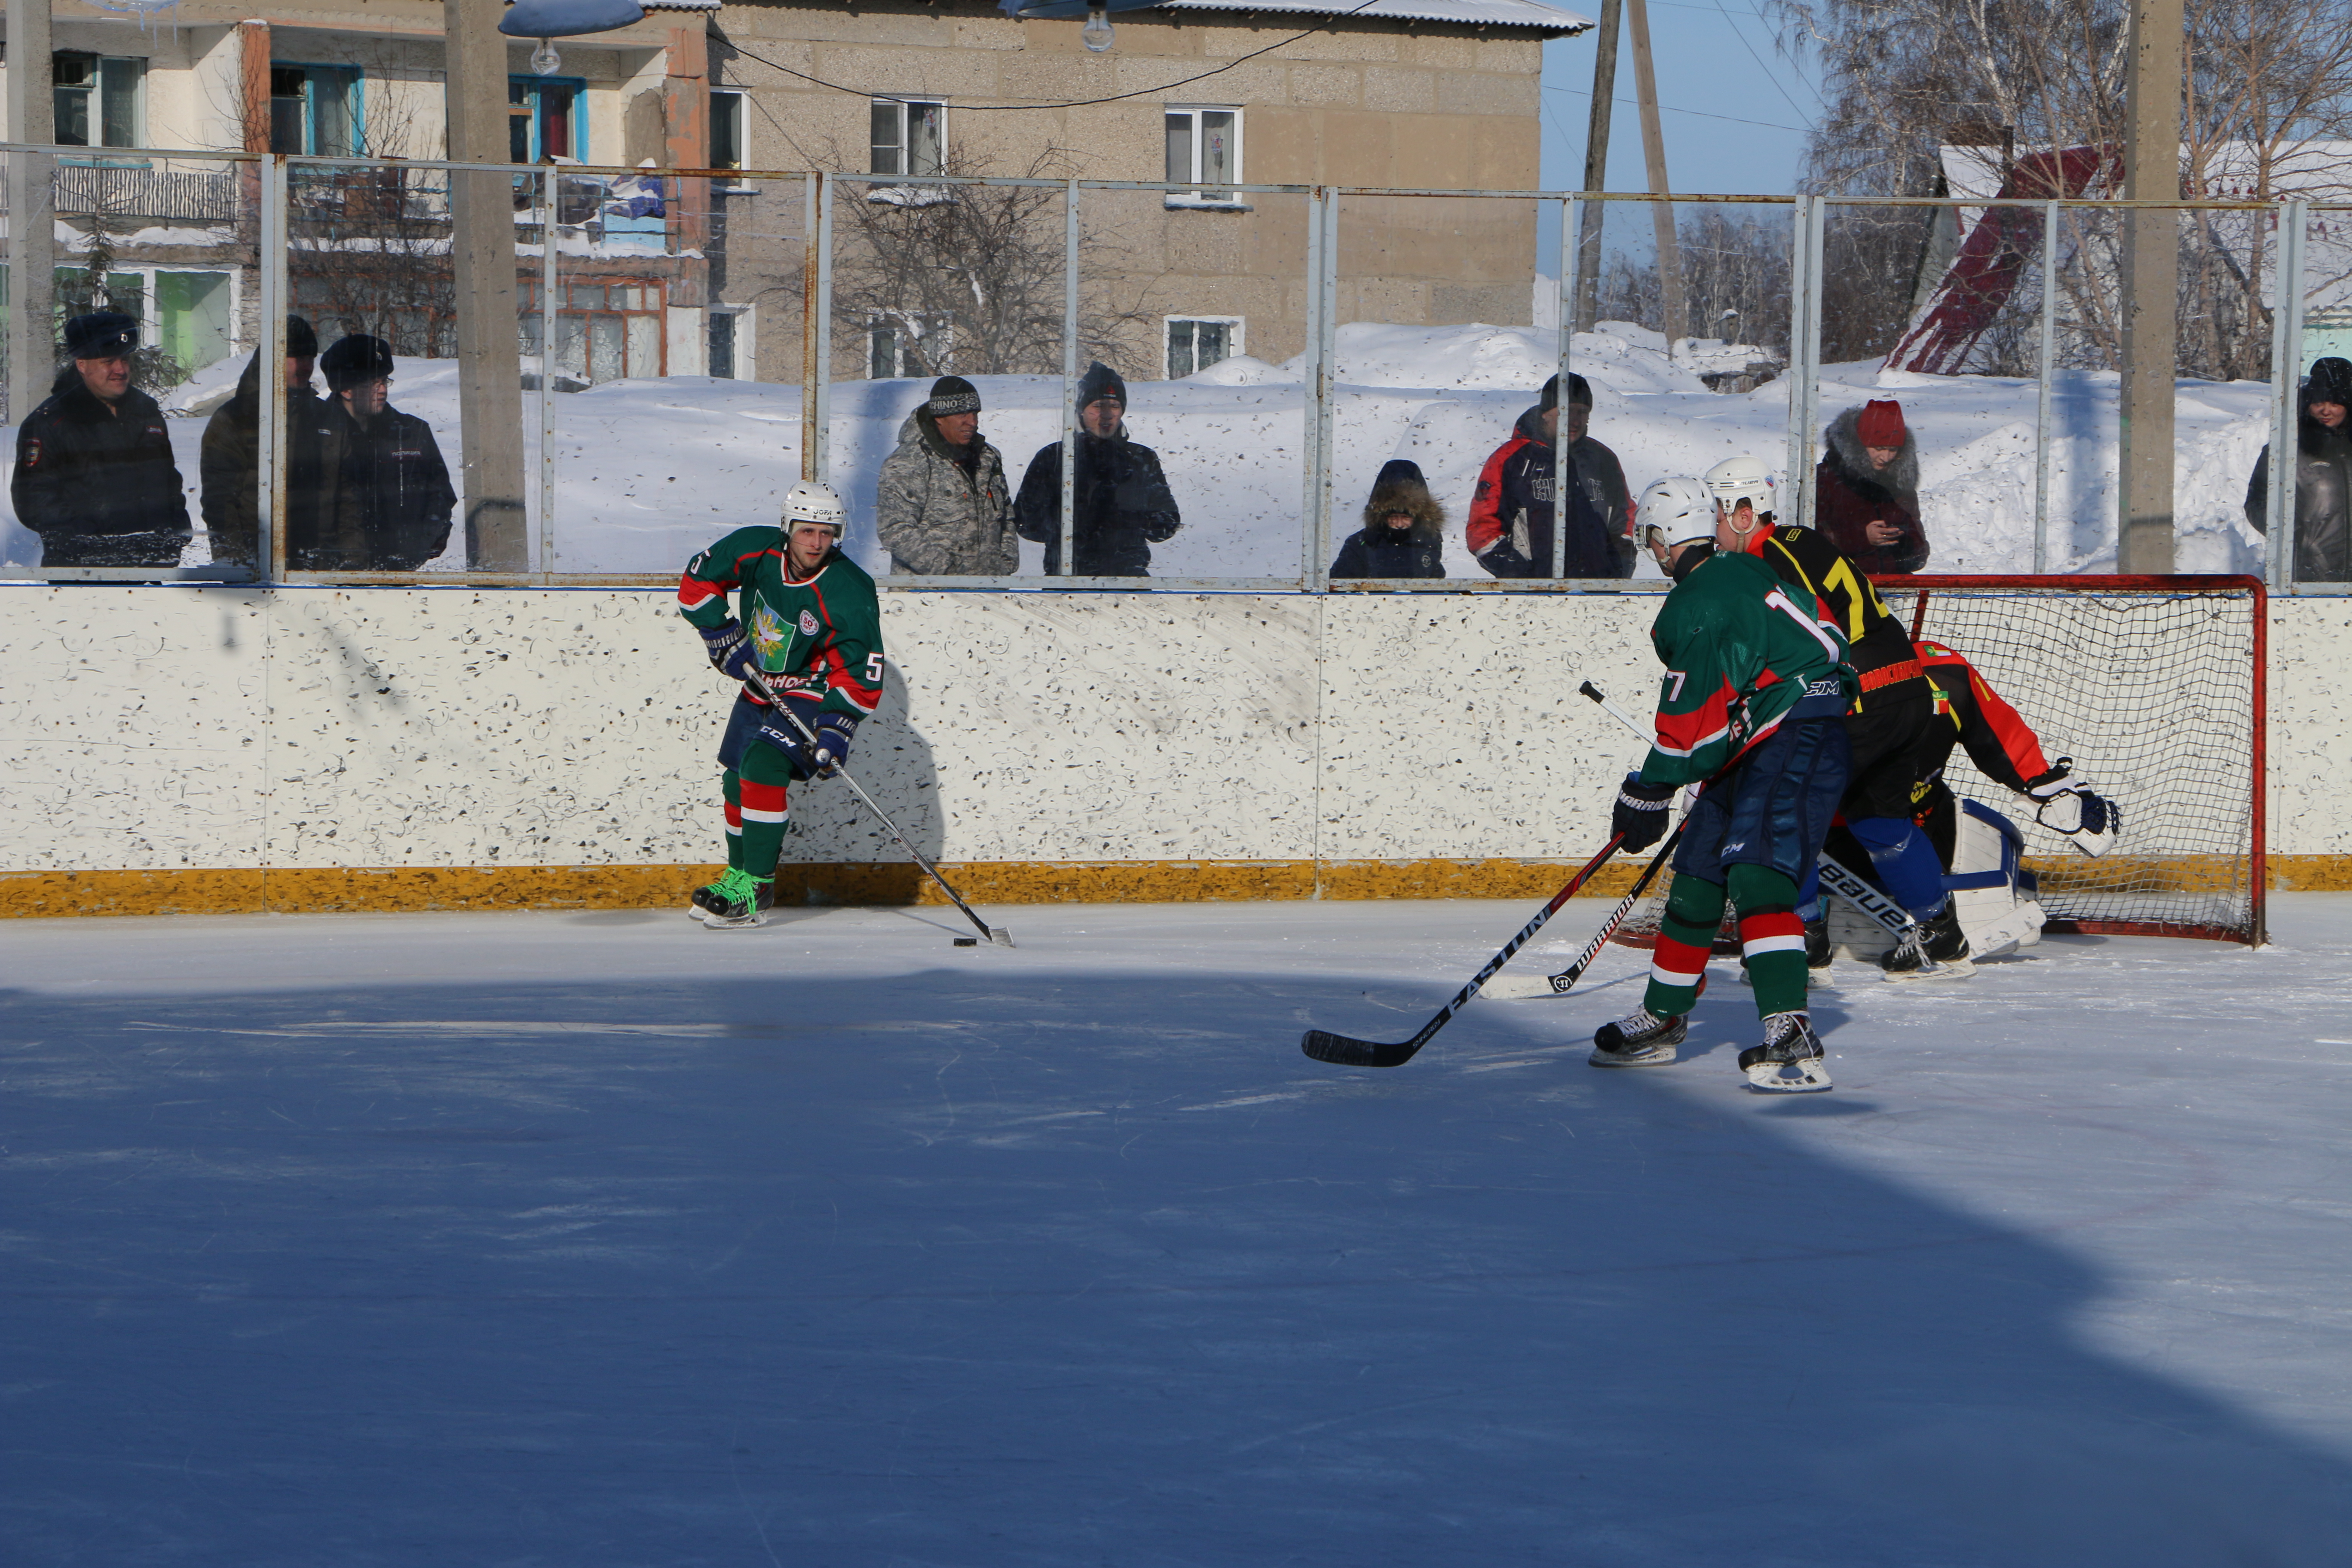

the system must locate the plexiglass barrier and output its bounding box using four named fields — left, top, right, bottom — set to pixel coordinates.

left=3, top=144, right=2342, bottom=592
